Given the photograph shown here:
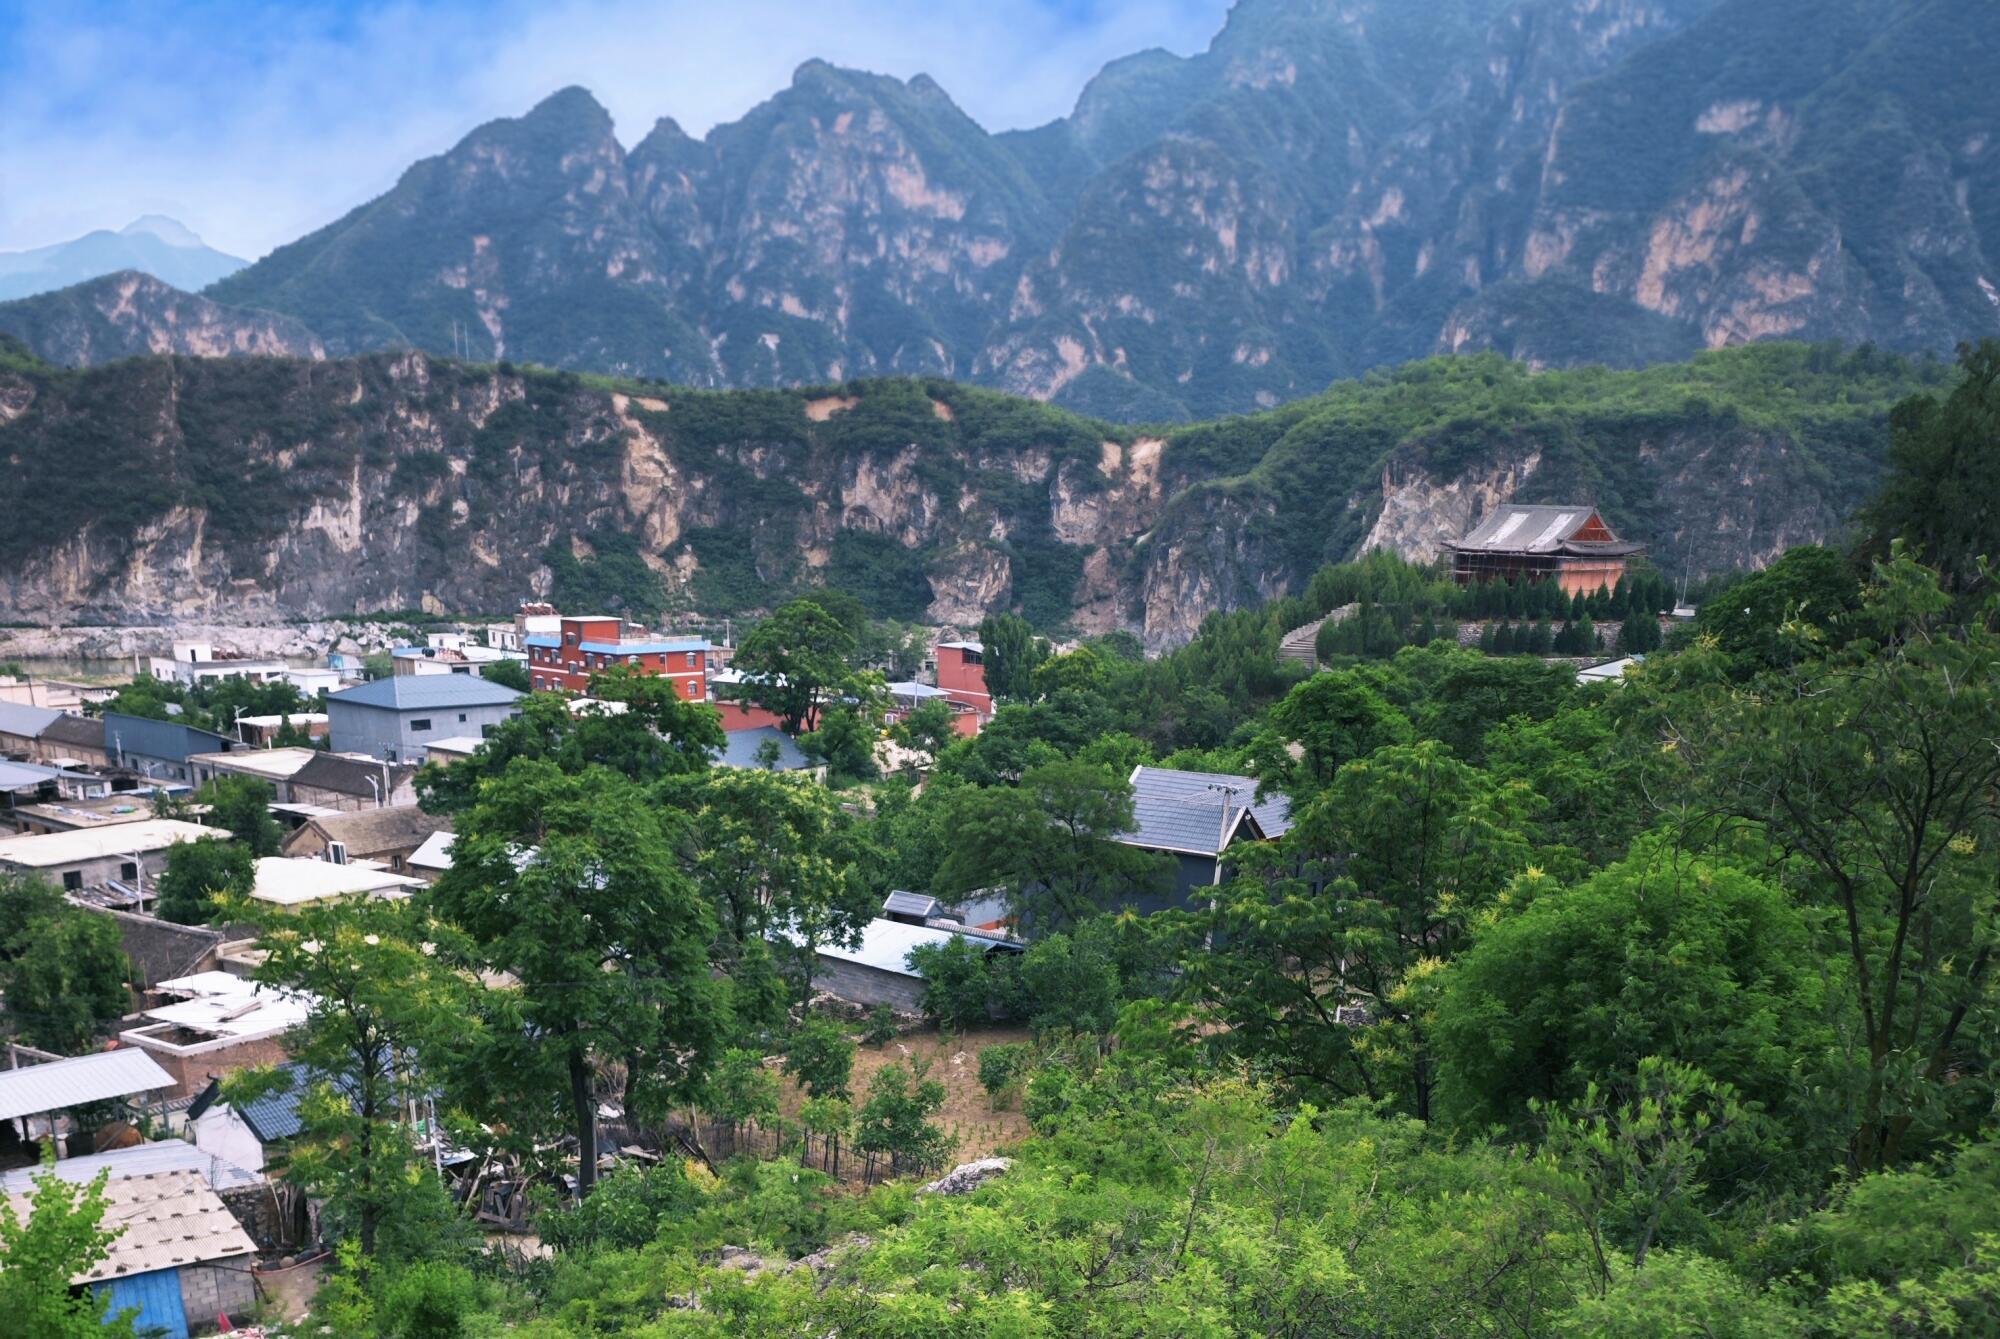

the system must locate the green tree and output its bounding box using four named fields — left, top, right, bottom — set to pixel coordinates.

left=1856, top=339, right=2000, bottom=594
left=1694, top=545, right=1861, bottom=671
left=0, top=1160, right=138, bottom=1338
left=154, top=836, right=254, bottom=925
left=735, top=598, right=857, bottom=733
left=418, top=669, right=721, bottom=813
left=479, top=657, right=531, bottom=693
left=1186, top=740, right=1538, bottom=1117
left=662, top=767, right=879, bottom=1015
left=1255, top=670, right=1413, bottom=796
left=252, top=896, right=469, bottom=1261
left=934, top=761, right=1170, bottom=929
left=195, top=773, right=283, bottom=856
left=0, top=910, right=130, bottom=1054
left=783, top=1016, right=857, bottom=1100
left=854, top=1058, right=951, bottom=1178
left=906, top=937, right=999, bottom=1032
left=1016, top=922, right=1123, bottom=1040
left=892, top=698, right=957, bottom=769
left=427, top=760, right=726, bottom=1196
left=977, top=613, right=1046, bottom=703
left=1435, top=841, right=1835, bottom=1185
left=1667, top=554, right=2000, bottom=1170
left=799, top=704, right=878, bottom=784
